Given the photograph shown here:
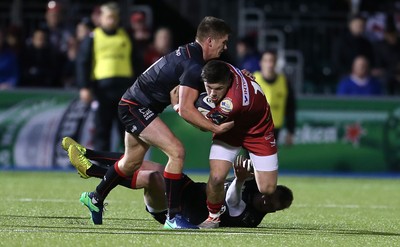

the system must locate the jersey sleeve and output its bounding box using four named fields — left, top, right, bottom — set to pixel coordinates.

left=179, top=61, right=204, bottom=91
